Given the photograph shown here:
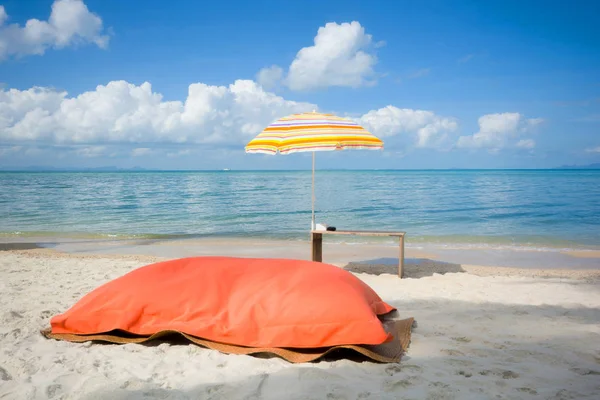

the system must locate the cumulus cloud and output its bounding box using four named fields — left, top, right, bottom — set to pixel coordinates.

left=256, top=65, right=284, bottom=90
left=457, top=113, right=543, bottom=151
left=585, top=146, right=600, bottom=153
left=286, top=21, right=378, bottom=90
left=357, top=106, right=458, bottom=149
left=0, top=80, right=315, bottom=145
left=0, top=80, right=467, bottom=154
left=257, top=21, right=378, bottom=91
left=0, top=0, right=109, bottom=61
left=2, top=77, right=550, bottom=159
